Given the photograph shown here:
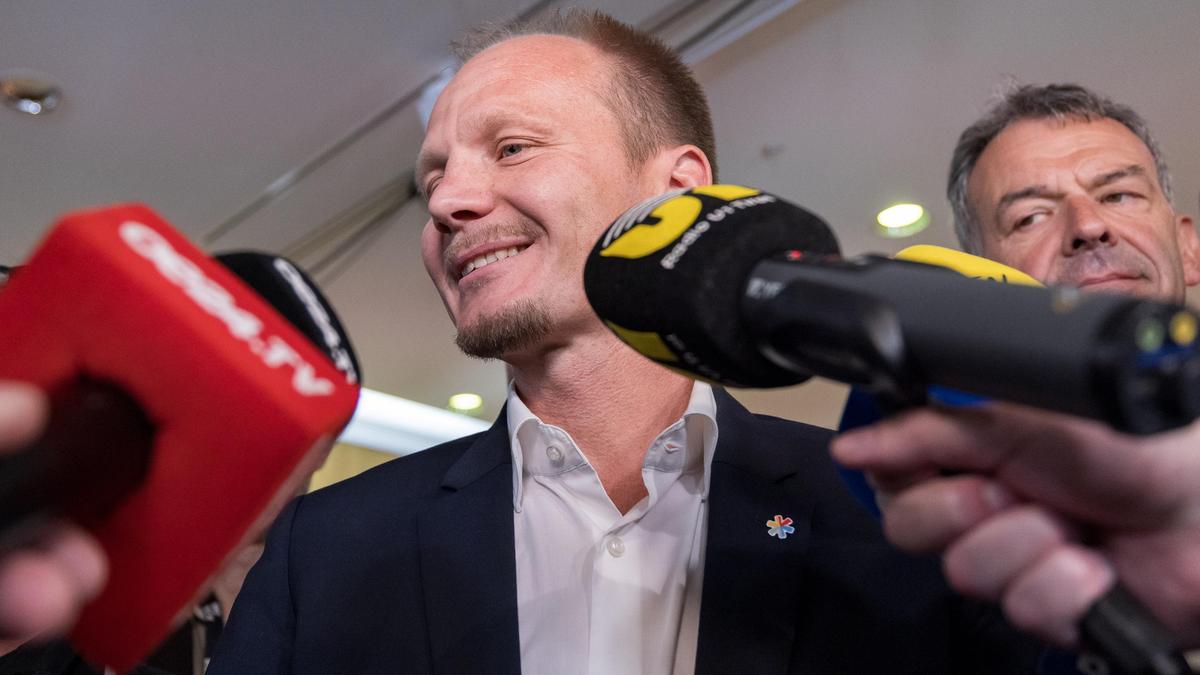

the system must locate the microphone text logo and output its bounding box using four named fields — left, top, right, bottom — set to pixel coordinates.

left=599, top=185, right=763, bottom=260
left=119, top=222, right=336, bottom=397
